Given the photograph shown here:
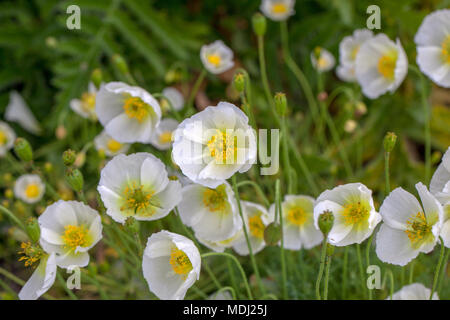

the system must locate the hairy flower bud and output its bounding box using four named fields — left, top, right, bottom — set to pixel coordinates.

left=14, top=138, right=33, bottom=162
left=233, top=73, right=245, bottom=93
left=62, top=149, right=76, bottom=166
left=252, top=13, right=267, bottom=36
left=91, top=68, right=103, bottom=89
left=318, top=210, right=334, bottom=236
left=65, top=168, right=84, bottom=192
left=383, top=132, right=397, bottom=153
left=264, top=222, right=282, bottom=246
